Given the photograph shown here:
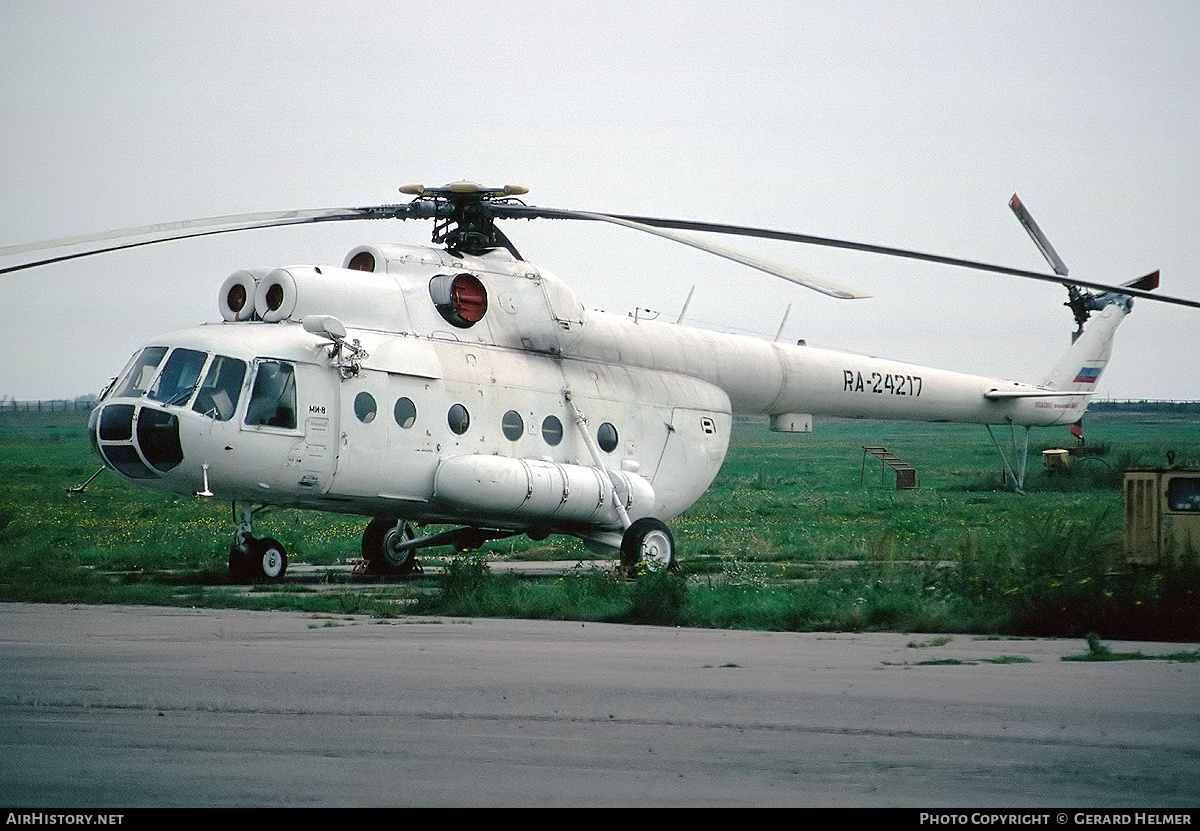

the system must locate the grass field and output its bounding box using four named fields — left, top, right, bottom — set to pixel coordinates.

left=1, top=407, right=1197, bottom=639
